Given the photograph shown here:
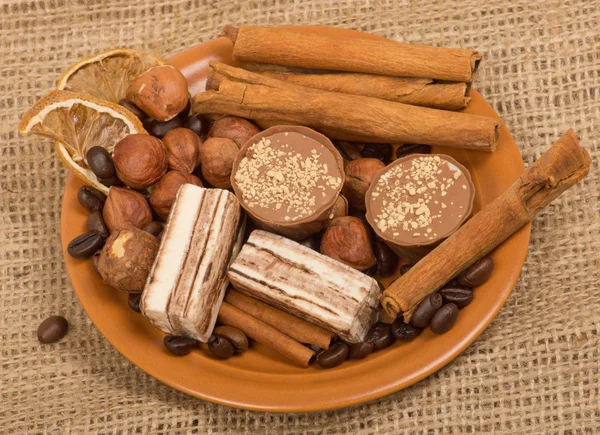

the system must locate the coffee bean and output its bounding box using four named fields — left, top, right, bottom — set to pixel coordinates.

left=395, top=144, right=432, bottom=159
left=143, top=117, right=183, bottom=139
left=457, top=257, right=494, bottom=287
left=183, top=114, right=207, bottom=138
left=430, top=303, right=459, bottom=334
left=391, top=317, right=422, bottom=340
left=400, top=264, right=414, bottom=275
left=316, top=342, right=349, bottom=368
left=362, top=143, right=392, bottom=161
left=128, top=293, right=142, bottom=313
left=373, top=238, right=398, bottom=277
left=365, top=322, right=395, bottom=351
left=208, top=334, right=235, bottom=359
left=68, top=232, right=105, bottom=259
left=364, top=264, right=377, bottom=277
left=77, top=185, right=106, bottom=212
left=334, top=141, right=362, bottom=161
left=97, top=174, right=123, bottom=187
left=348, top=341, right=374, bottom=359
left=86, top=146, right=115, bottom=179
left=298, top=236, right=320, bottom=251
left=37, top=315, right=69, bottom=343
left=213, top=326, right=248, bottom=354
left=411, top=293, right=443, bottom=328
left=119, top=98, right=147, bottom=121
left=438, top=286, right=473, bottom=308
left=164, top=335, right=198, bottom=356
left=143, top=221, right=164, bottom=237
left=86, top=210, right=109, bottom=238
